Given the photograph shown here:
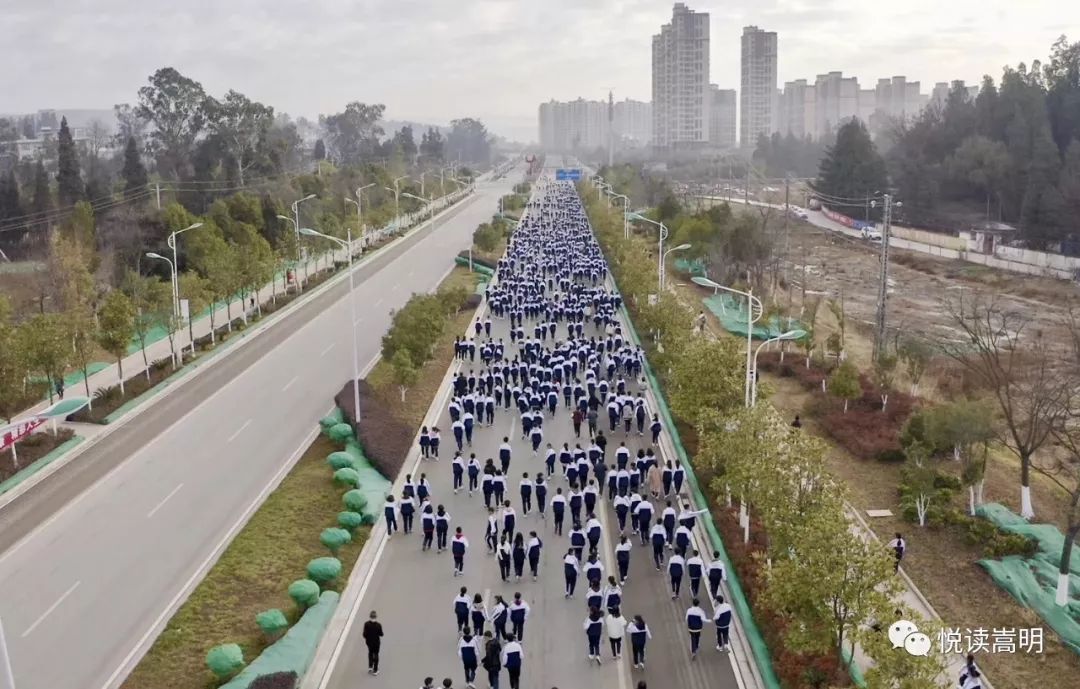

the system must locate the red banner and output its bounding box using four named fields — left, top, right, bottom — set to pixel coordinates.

left=1, top=418, right=47, bottom=453
left=822, top=206, right=856, bottom=228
